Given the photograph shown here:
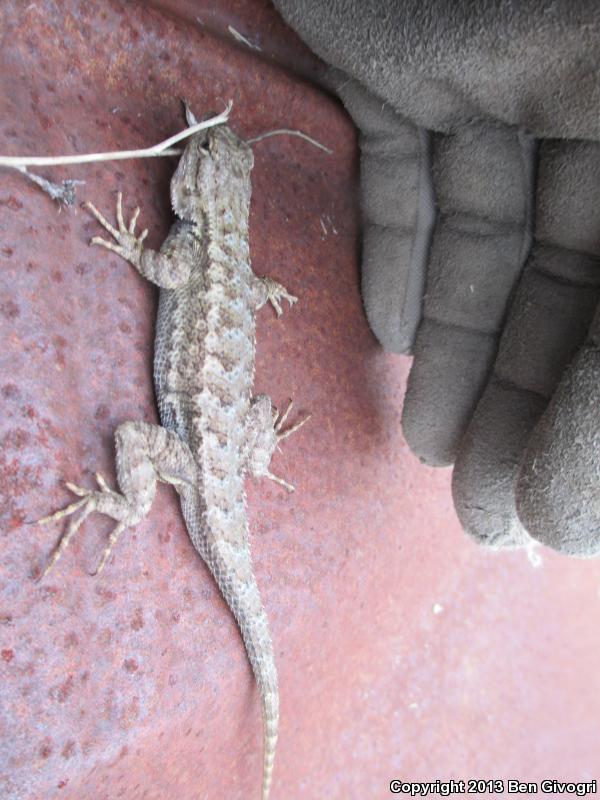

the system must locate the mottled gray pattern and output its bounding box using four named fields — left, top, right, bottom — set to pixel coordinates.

left=39, top=122, right=303, bottom=800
